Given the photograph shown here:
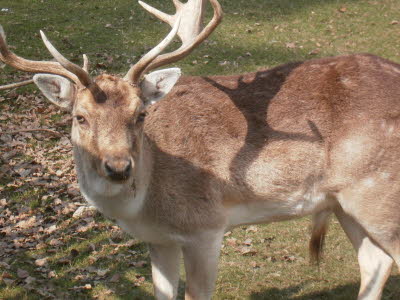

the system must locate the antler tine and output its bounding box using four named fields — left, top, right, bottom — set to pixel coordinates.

left=40, top=31, right=92, bottom=87
left=148, top=0, right=222, bottom=71
left=124, top=0, right=222, bottom=84
left=124, top=15, right=181, bottom=84
left=83, top=54, right=90, bottom=73
left=172, top=0, right=183, bottom=10
left=0, top=54, right=89, bottom=91
left=138, top=1, right=174, bottom=24
left=0, top=25, right=80, bottom=85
